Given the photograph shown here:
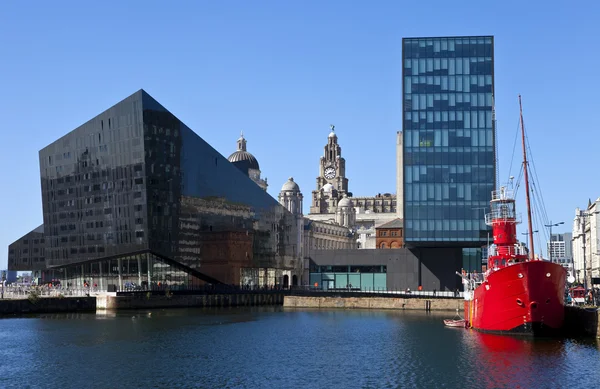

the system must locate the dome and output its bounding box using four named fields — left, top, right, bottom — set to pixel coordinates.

left=228, top=150, right=260, bottom=170
left=328, top=131, right=337, bottom=138
left=281, top=177, right=300, bottom=192
left=322, top=183, right=334, bottom=192
left=338, top=196, right=354, bottom=208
